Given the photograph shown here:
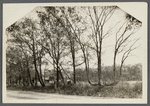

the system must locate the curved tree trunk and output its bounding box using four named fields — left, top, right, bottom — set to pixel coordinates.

left=33, top=57, right=45, bottom=87
left=20, top=45, right=34, bottom=87
left=83, top=50, right=98, bottom=86
left=33, top=37, right=45, bottom=87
